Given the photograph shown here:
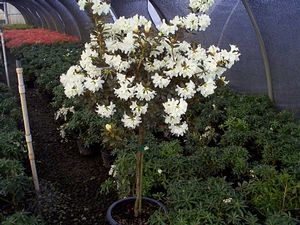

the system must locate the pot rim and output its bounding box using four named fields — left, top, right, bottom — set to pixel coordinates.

left=106, top=197, right=167, bottom=225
